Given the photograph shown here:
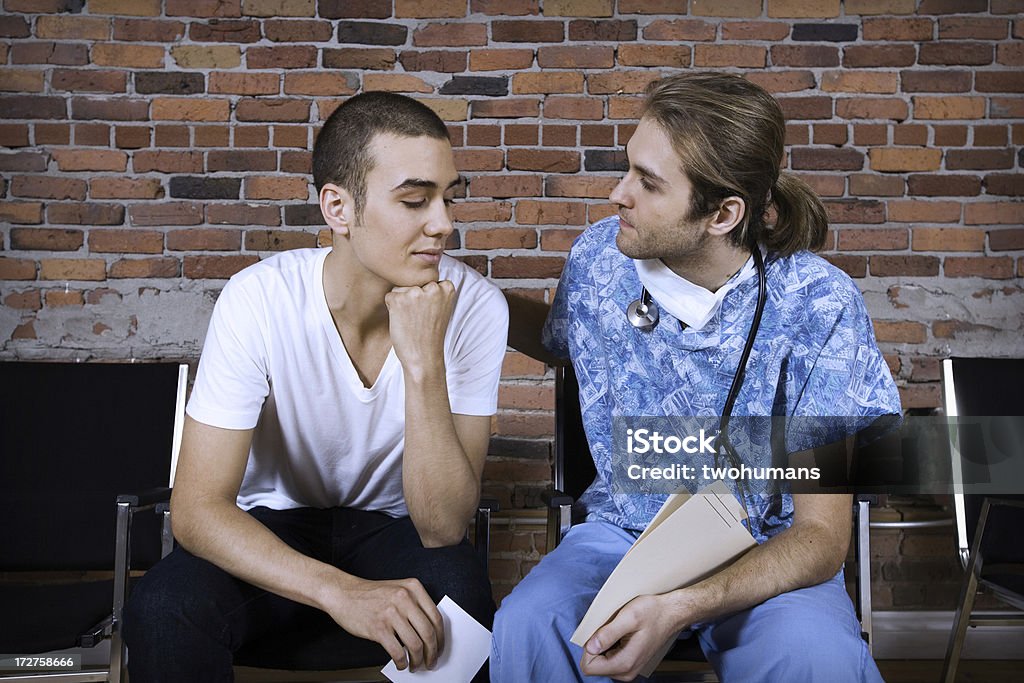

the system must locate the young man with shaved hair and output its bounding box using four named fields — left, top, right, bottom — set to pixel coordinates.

left=125, top=92, right=507, bottom=681
left=493, top=72, right=900, bottom=682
